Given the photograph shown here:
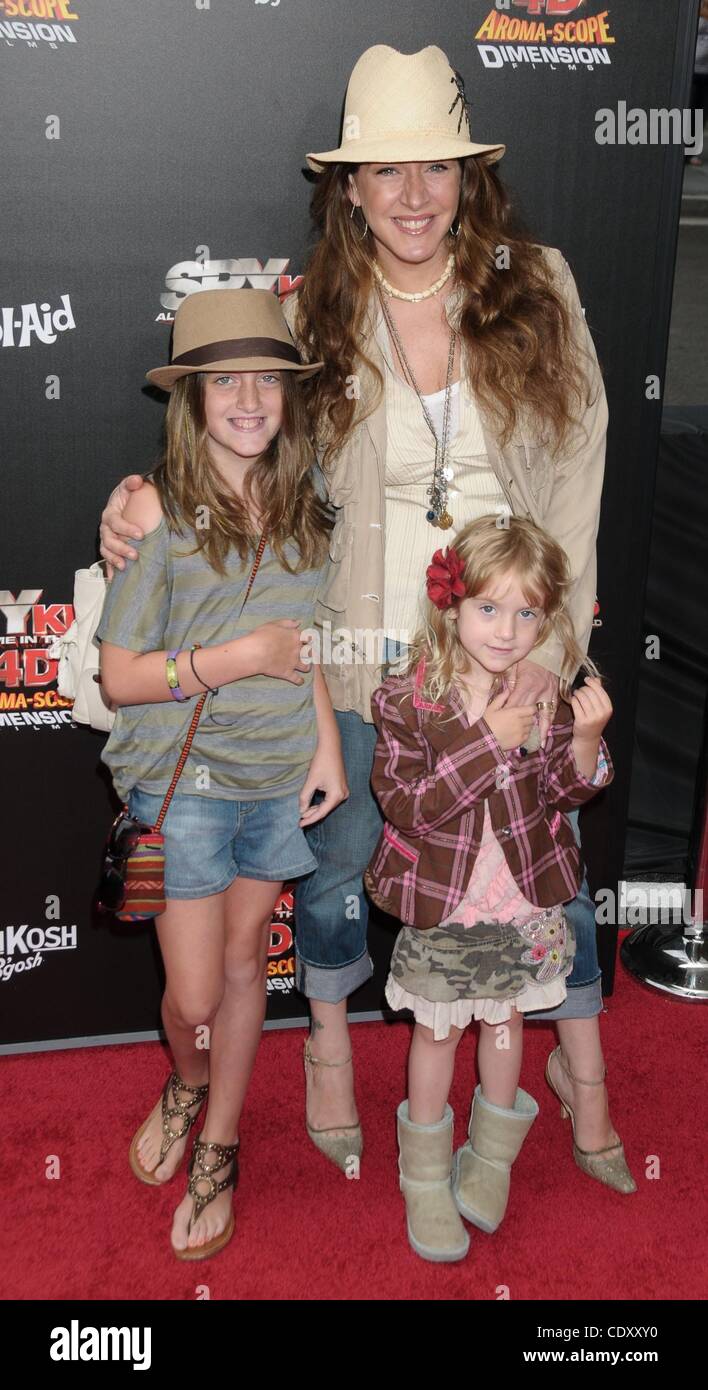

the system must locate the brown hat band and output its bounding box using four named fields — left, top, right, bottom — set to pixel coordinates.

left=171, top=336, right=302, bottom=368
